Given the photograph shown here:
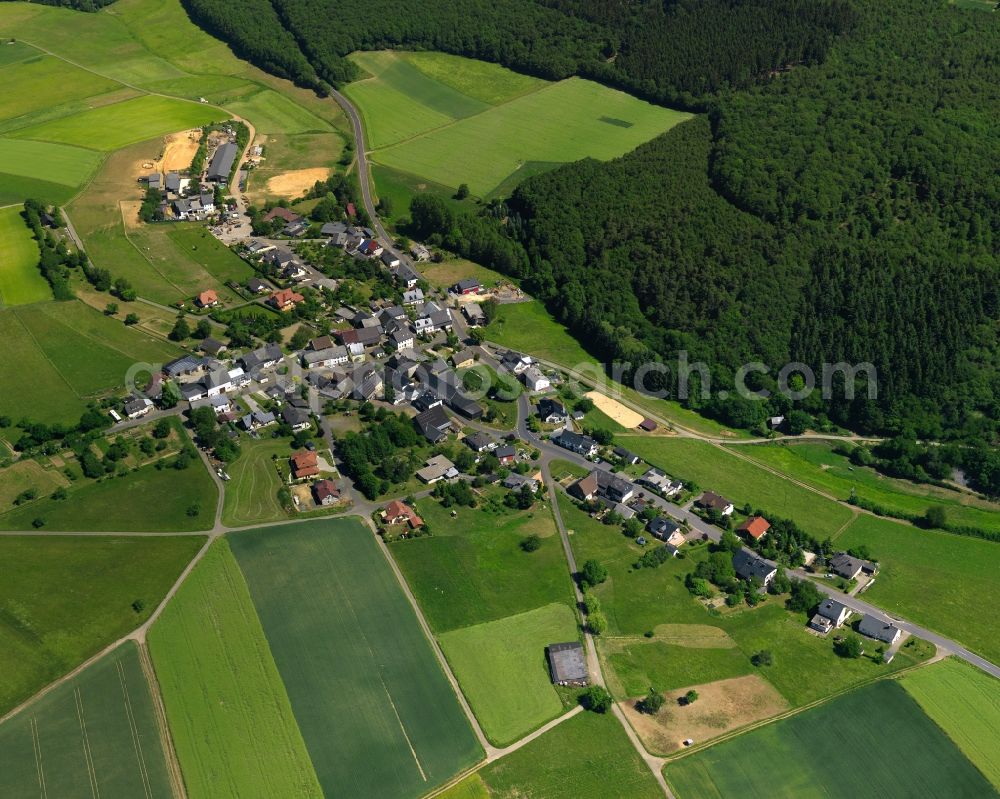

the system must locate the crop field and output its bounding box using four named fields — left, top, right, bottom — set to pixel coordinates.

left=479, top=710, right=663, bottom=799
left=0, top=53, right=120, bottom=125
left=665, top=681, right=998, bottom=799
left=902, top=658, right=1000, bottom=789
left=0, top=205, right=50, bottom=306
left=836, top=514, right=1000, bottom=665
left=149, top=540, right=322, bottom=799
left=390, top=493, right=575, bottom=632
left=735, top=440, right=1000, bottom=533
left=226, top=88, right=332, bottom=135
left=439, top=603, right=578, bottom=746
left=372, top=76, right=691, bottom=195
left=221, top=437, right=293, bottom=527
left=0, top=458, right=218, bottom=532
left=0, top=642, right=173, bottom=799
left=0, top=138, right=104, bottom=197
left=0, top=534, right=202, bottom=715
left=230, top=520, right=482, bottom=799
left=617, top=436, right=855, bottom=539
left=12, top=95, right=222, bottom=151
